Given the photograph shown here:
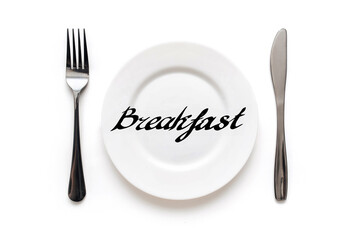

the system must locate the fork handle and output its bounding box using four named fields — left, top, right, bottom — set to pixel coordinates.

left=68, top=93, right=86, bottom=202
left=274, top=104, right=287, bottom=201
